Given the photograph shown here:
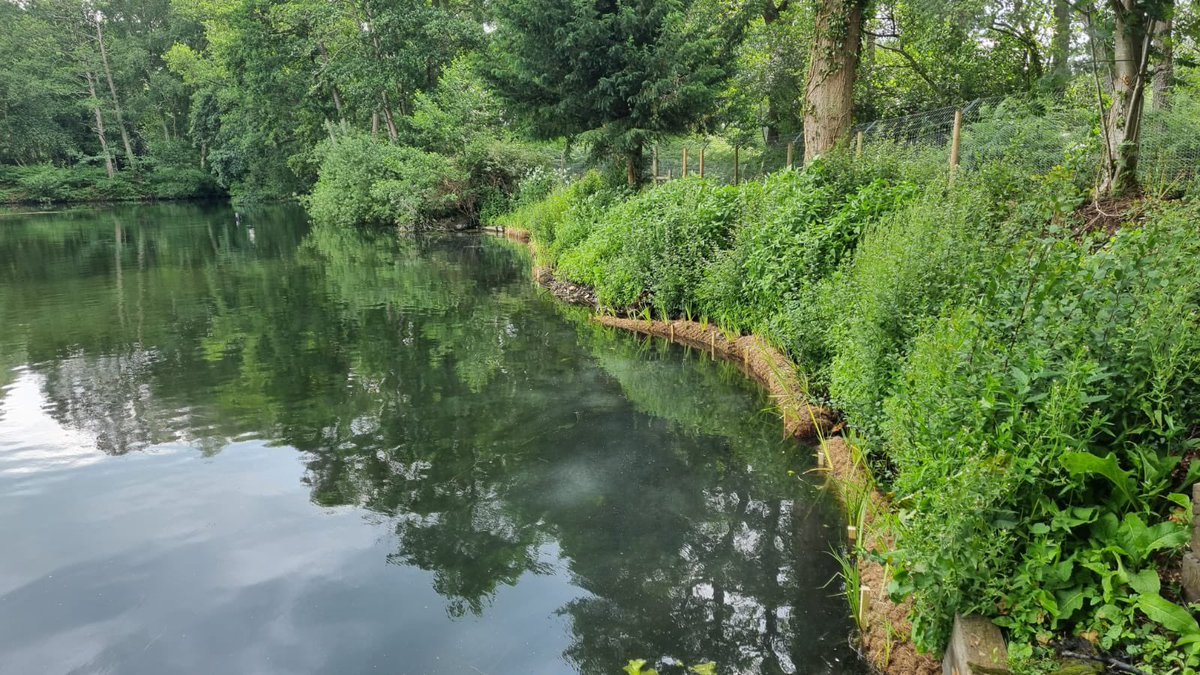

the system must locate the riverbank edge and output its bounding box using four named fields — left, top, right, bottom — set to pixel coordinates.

left=489, top=224, right=941, bottom=675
